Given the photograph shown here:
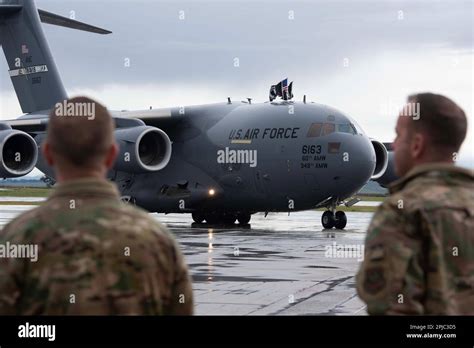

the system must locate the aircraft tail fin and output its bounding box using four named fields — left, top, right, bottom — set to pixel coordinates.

left=0, top=0, right=110, bottom=114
